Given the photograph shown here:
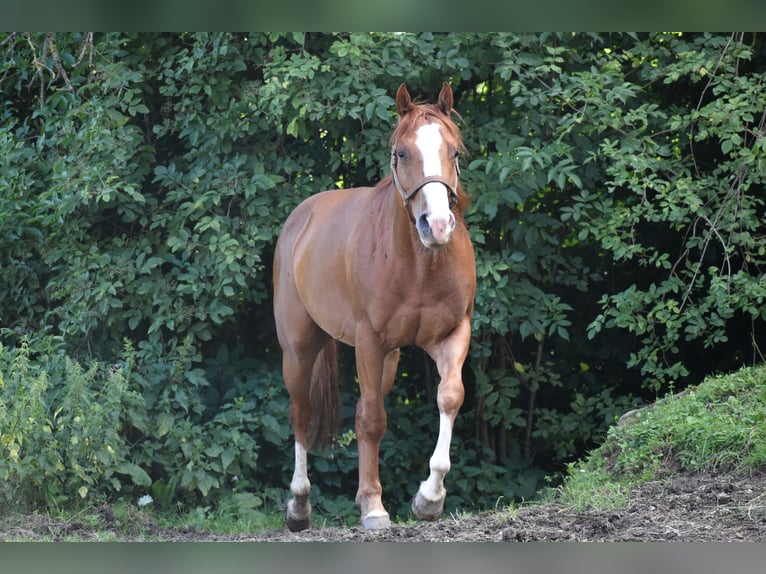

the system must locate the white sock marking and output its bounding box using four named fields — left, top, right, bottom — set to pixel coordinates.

left=290, top=441, right=310, bottom=496
left=419, top=412, right=452, bottom=501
